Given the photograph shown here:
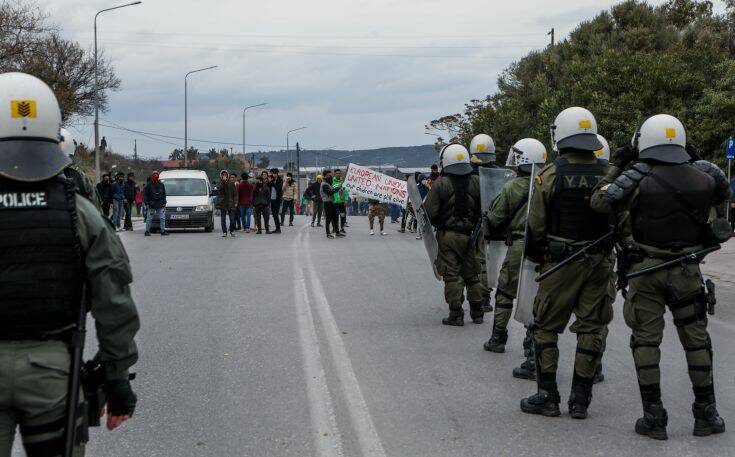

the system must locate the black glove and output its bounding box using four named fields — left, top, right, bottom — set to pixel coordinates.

left=685, top=143, right=701, bottom=162
left=525, top=243, right=545, bottom=264
left=613, top=145, right=637, bottom=169
left=105, top=379, right=137, bottom=416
